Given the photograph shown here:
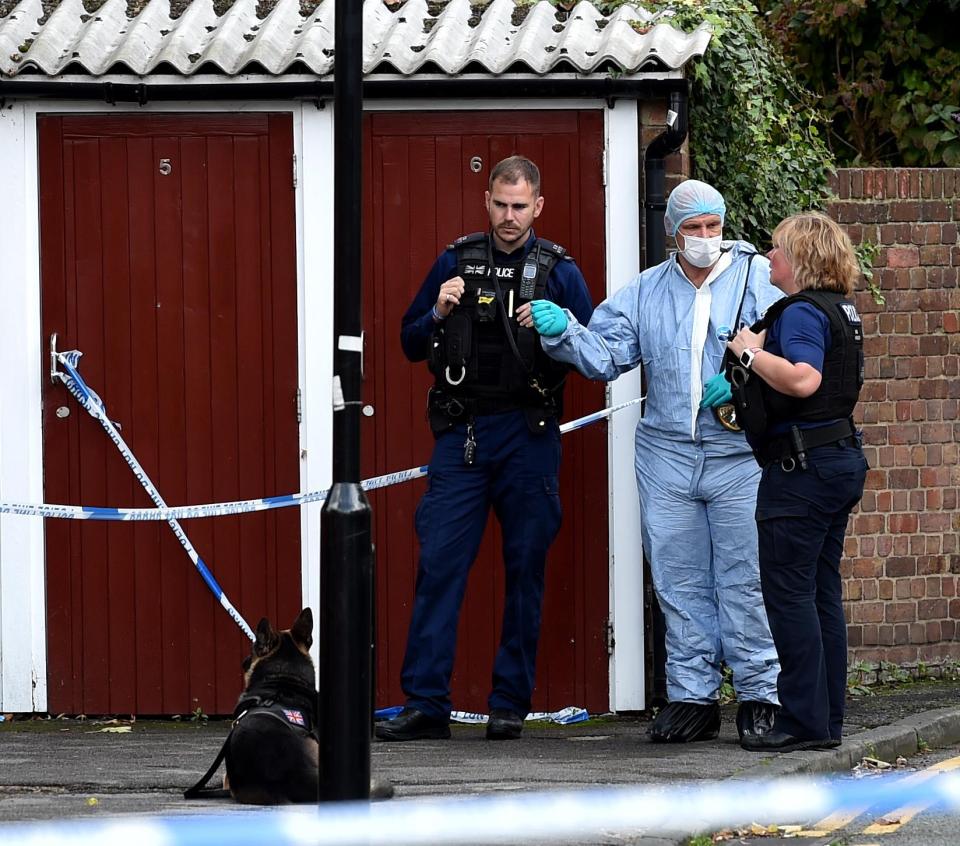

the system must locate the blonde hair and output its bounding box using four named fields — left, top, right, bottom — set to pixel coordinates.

left=772, top=211, right=860, bottom=296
